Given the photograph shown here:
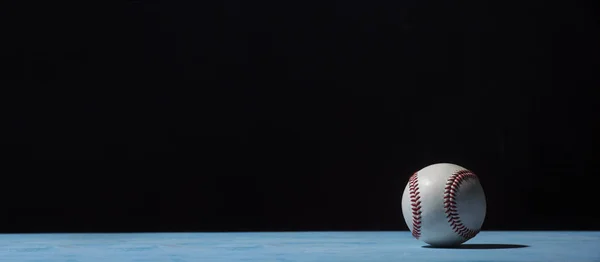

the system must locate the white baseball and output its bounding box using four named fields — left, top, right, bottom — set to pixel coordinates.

left=401, top=163, right=486, bottom=247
